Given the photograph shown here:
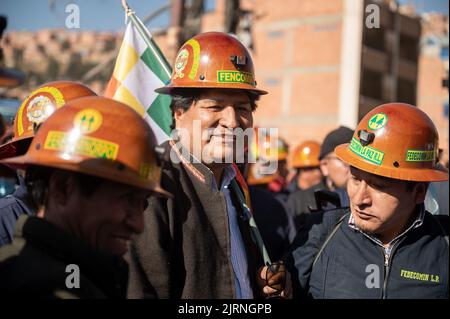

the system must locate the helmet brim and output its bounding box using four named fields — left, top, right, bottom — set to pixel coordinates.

left=1, top=154, right=172, bottom=198
left=155, top=84, right=268, bottom=96
left=0, top=136, right=32, bottom=160
left=335, top=144, right=449, bottom=182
